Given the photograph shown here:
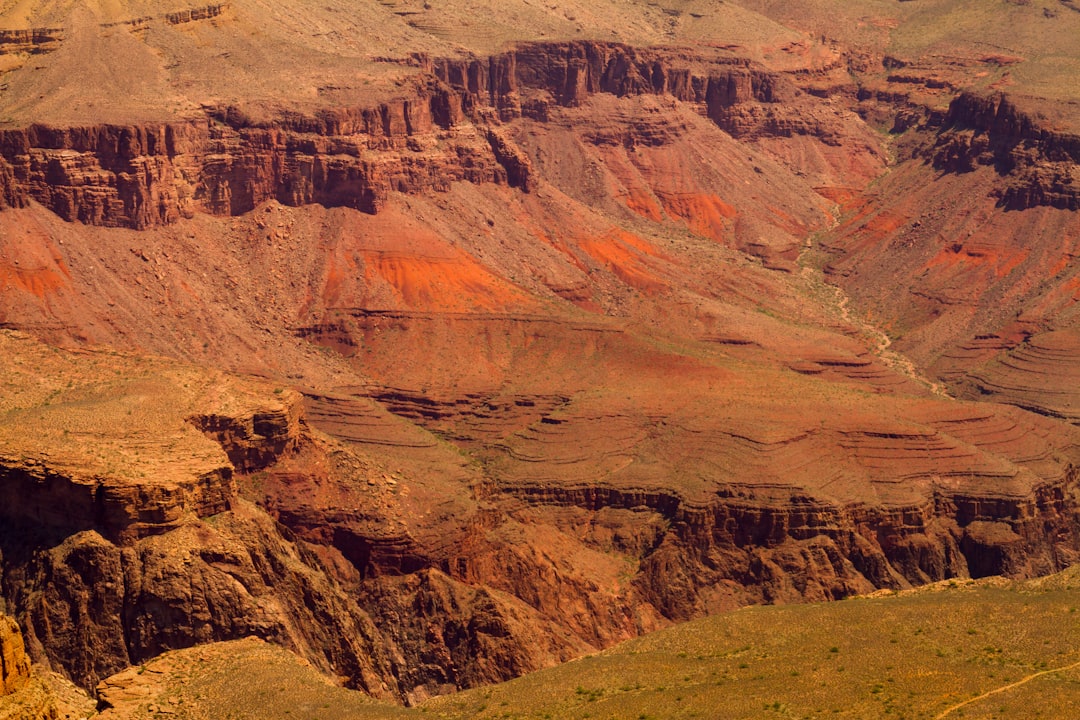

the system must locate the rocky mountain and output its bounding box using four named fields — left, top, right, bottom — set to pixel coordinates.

left=1, top=0, right=1079, bottom=709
